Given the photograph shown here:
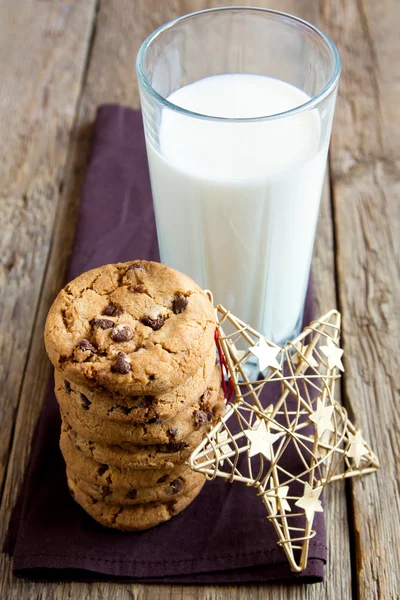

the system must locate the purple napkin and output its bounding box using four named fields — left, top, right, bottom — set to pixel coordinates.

left=4, top=105, right=326, bottom=583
